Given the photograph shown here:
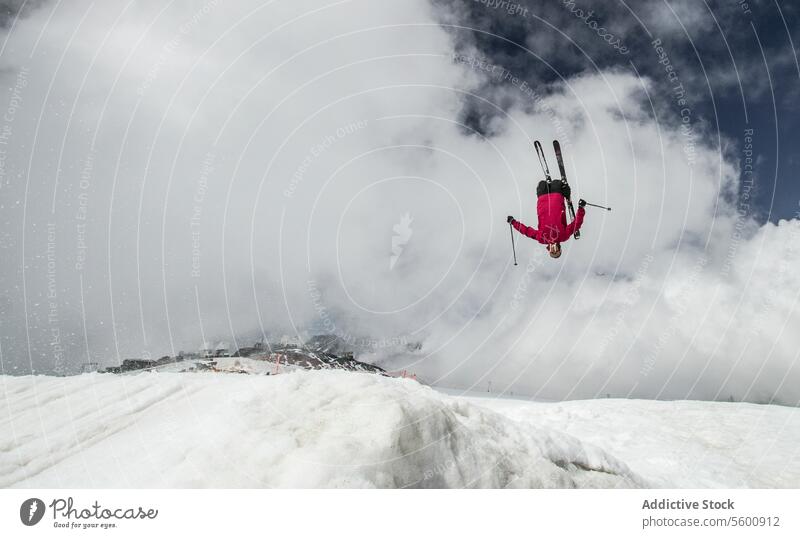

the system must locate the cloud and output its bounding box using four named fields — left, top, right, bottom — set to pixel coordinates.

left=0, top=0, right=470, bottom=370
left=0, top=0, right=797, bottom=405
left=406, top=68, right=800, bottom=405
